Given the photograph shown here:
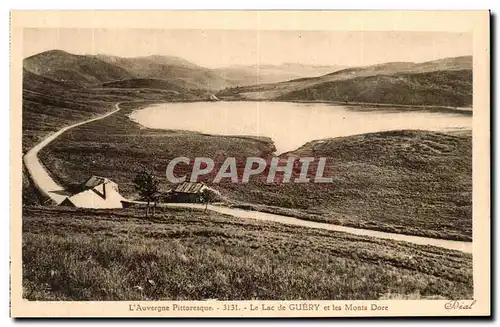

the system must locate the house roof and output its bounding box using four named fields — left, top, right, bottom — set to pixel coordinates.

left=83, top=176, right=115, bottom=189
left=62, top=185, right=126, bottom=209
left=174, top=182, right=206, bottom=194
left=59, top=197, right=76, bottom=207
left=59, top=175, right=125, bottom=209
